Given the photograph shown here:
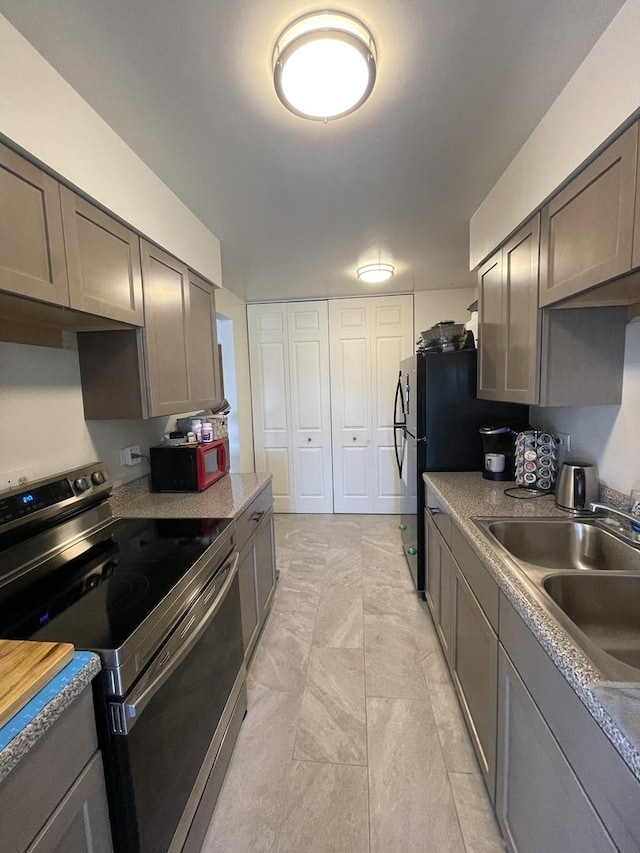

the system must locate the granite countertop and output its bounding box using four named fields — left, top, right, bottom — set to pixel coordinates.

left=0, top=651, right=101, bottom=784
left=424, top=471, right=640, bottom=783
left=110, top=472, right=272, bottom=519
